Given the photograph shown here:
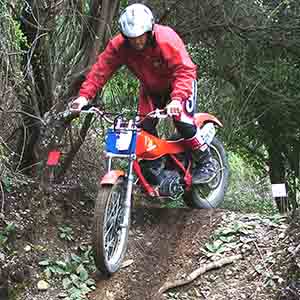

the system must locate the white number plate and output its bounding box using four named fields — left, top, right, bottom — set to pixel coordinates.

left=200, top=123, right=216, bottom=145
left=116, top=131, right=132, bottom=151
